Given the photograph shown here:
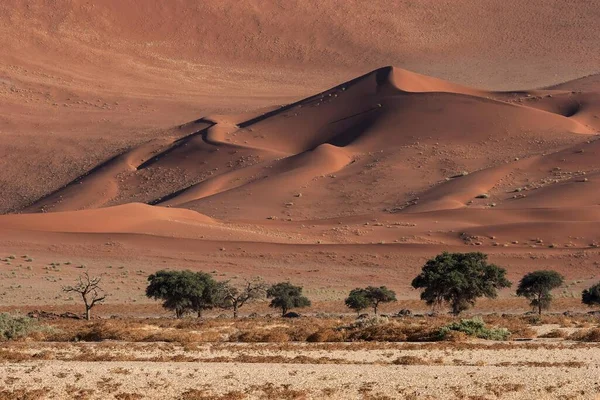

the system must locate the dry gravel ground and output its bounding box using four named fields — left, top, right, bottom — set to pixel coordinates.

left=1, top=342, right=600, bottom=399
